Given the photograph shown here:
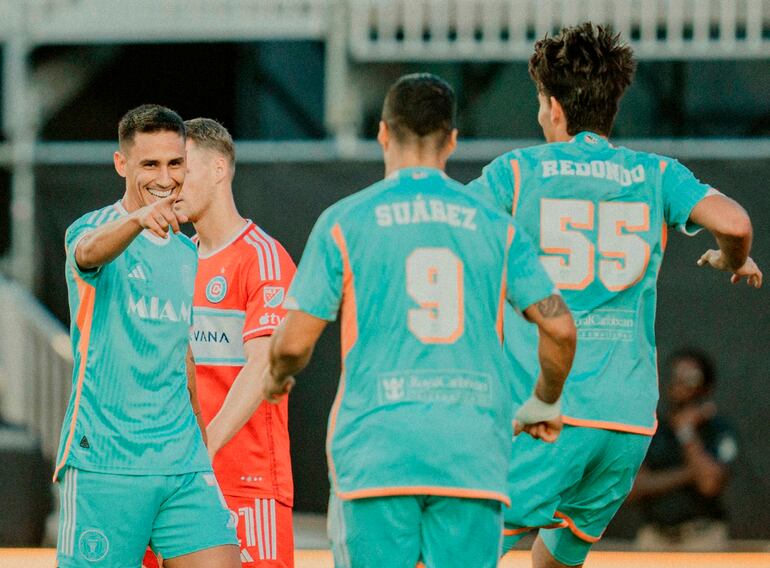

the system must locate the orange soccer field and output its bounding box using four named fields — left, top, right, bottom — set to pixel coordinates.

left=1, top=549, right=769, bottom=568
